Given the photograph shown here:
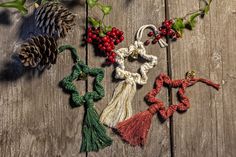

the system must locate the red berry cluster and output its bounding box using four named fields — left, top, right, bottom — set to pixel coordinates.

left=144, top=20, right=180, bottom=46
left=87, top=27, right=124, bottom=64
